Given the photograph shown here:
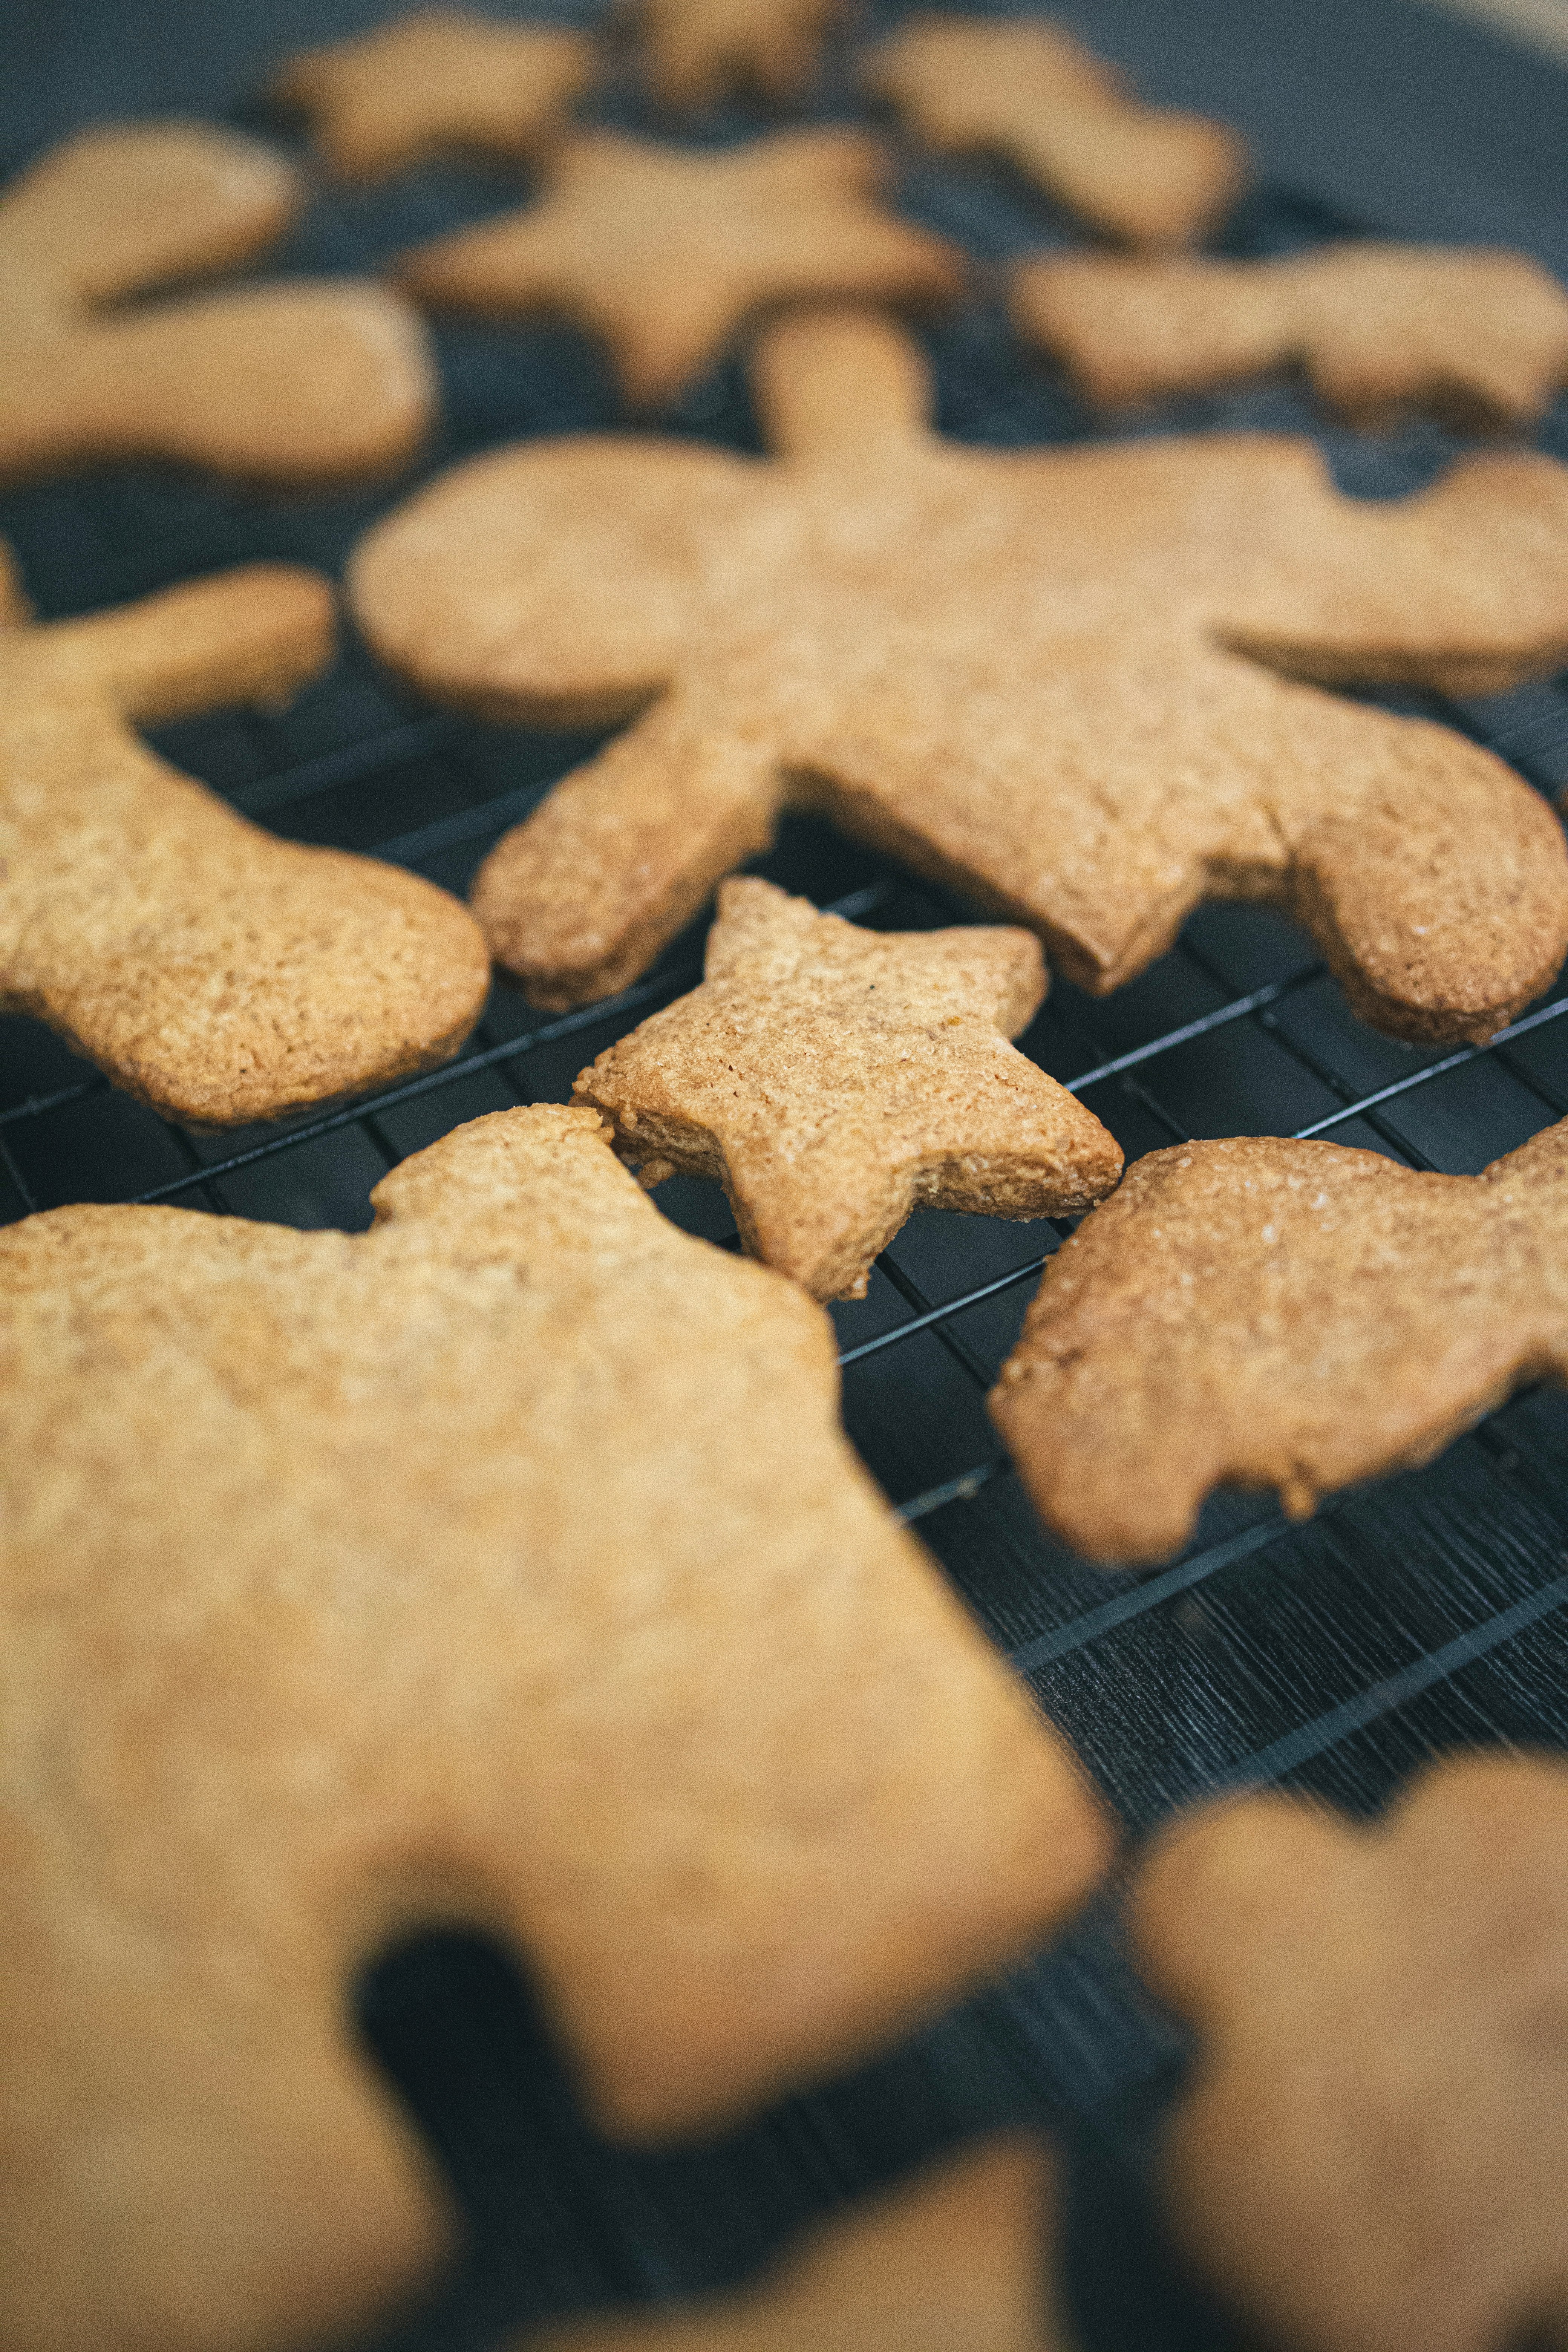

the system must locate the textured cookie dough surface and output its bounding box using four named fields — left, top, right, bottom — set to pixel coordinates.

left=523, top=2136, right=1070, bottom=2351
left=0, top=1104, right=1110, bottom=2352
left=574, top=877, right=1122, bottom=1300
left=393, top=129, right=963, bottom=406
left=861, top=15, right=1248, bottom=248
left=0, top=543, right=489, bottom=1125
left=271, top=9, right=599, bottom=180
left=1012, top=243, right=1568, bottom=429
left=629, top=0, right=843, bottom=111
left=990, top=1119, right=1568, bottom=1563
left=1133, top=1755, right=1568, bottom=2352
left=0, top=122, right=435, bottom=487
left=351, top=306, right=1568, bottom=1040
